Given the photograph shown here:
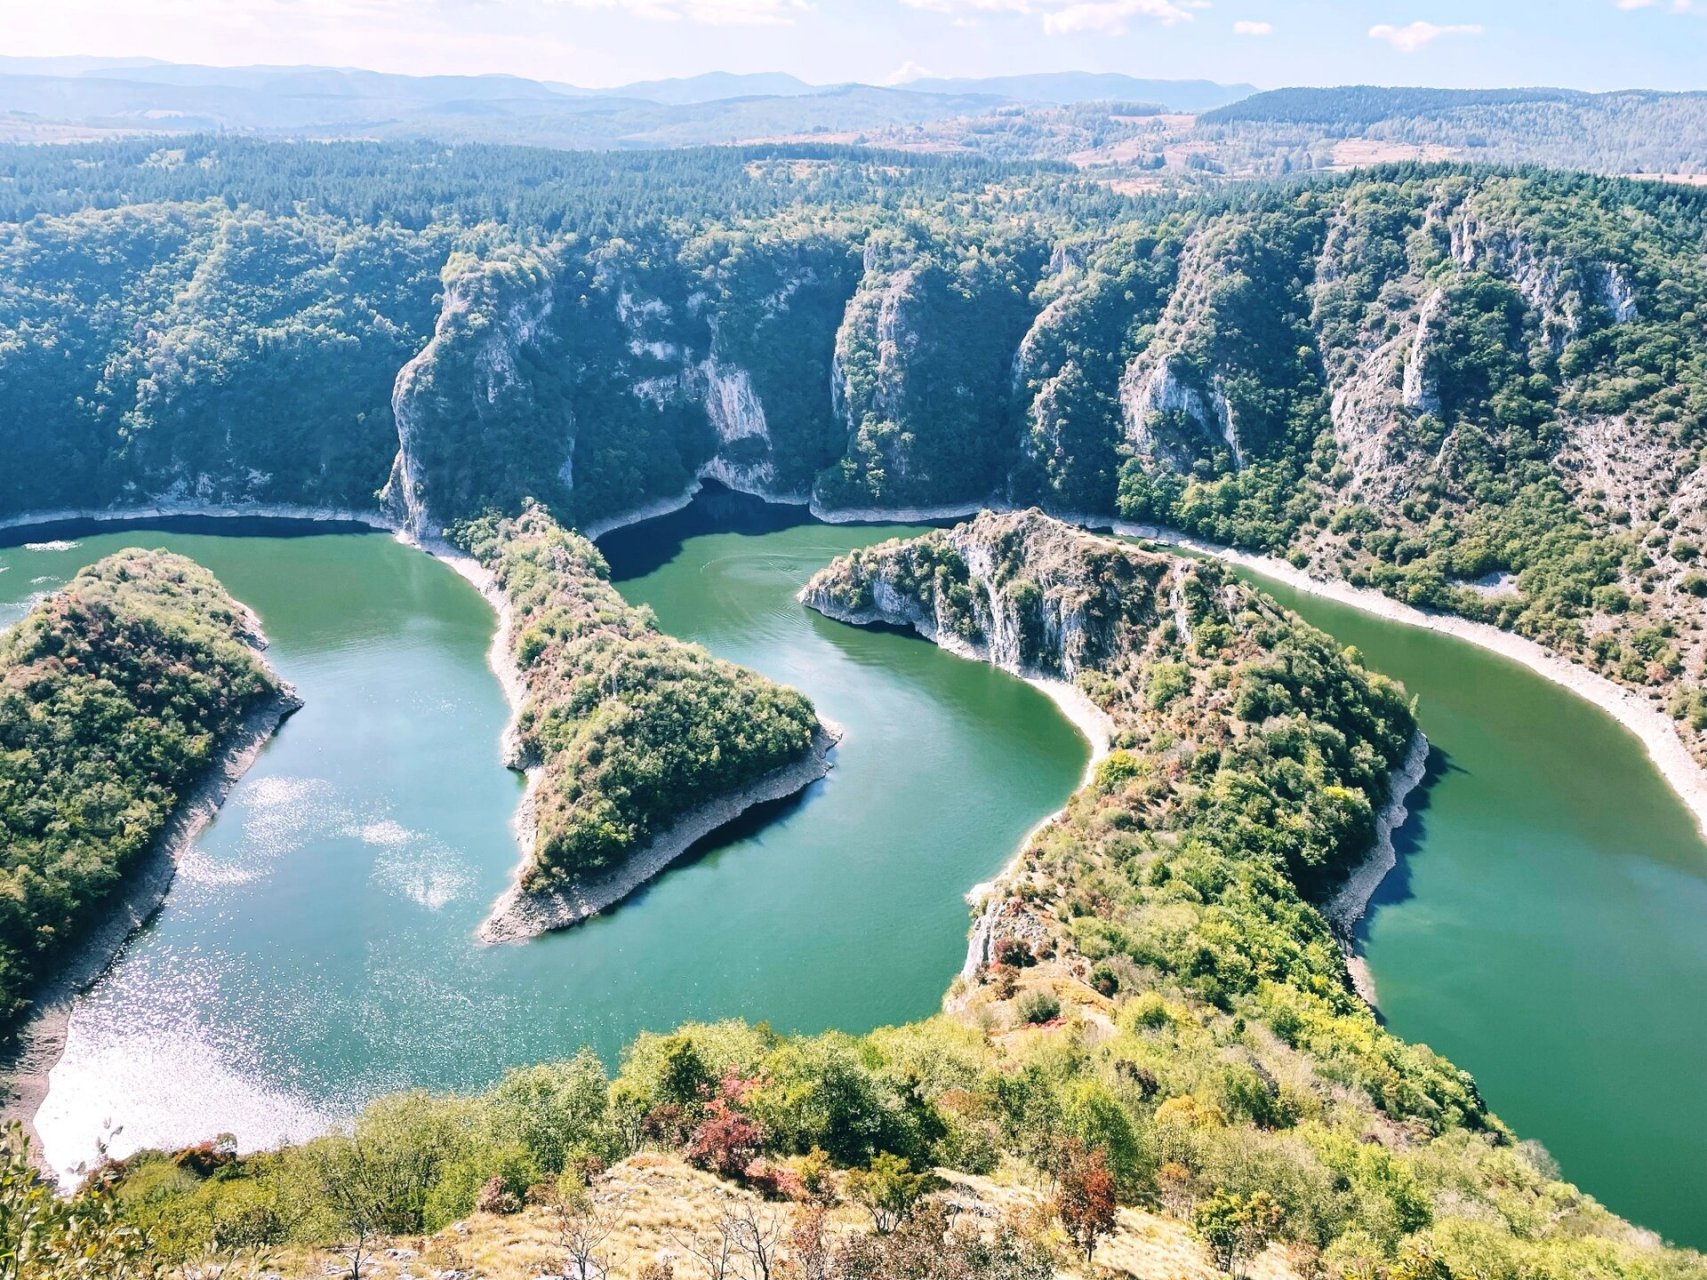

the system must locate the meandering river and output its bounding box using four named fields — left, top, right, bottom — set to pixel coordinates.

left=1, top=495, right=1703, bottom=1248
left=0, top=511, right=1085, bottom=1176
